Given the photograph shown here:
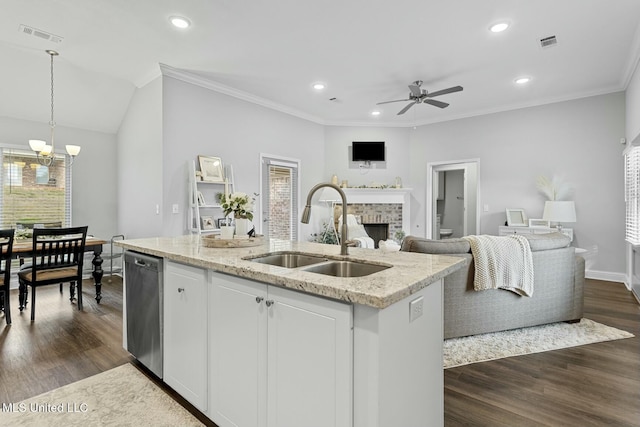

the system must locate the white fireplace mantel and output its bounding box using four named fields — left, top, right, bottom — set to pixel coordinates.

left=341, top=188, right=413, bottom=205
